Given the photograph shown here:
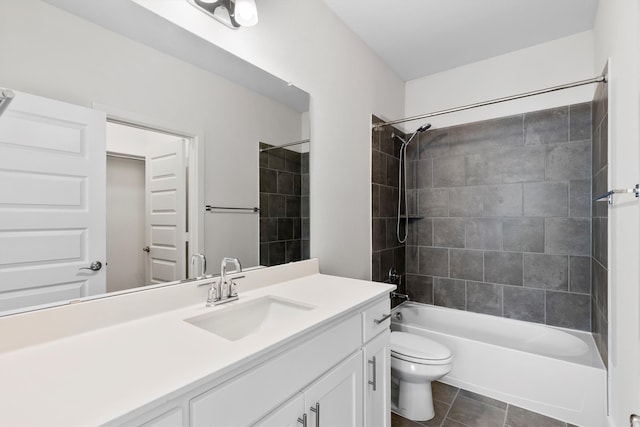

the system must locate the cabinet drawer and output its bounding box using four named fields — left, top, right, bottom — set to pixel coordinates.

left=362, top=297, right=391, bottom=343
